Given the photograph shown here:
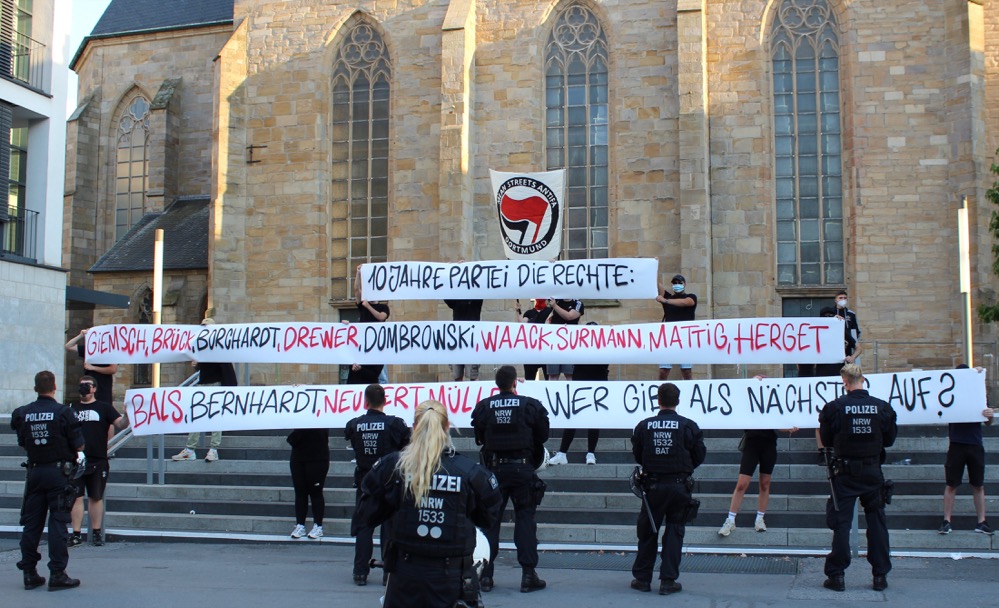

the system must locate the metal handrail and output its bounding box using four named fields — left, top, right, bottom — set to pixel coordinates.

left=107, top=371, right=200, bottom=458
